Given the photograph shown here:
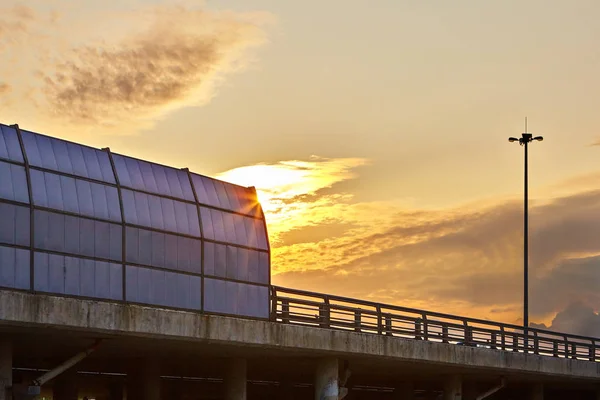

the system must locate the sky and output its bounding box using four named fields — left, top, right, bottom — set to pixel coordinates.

left=2, top=0, right=600, bottom=335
